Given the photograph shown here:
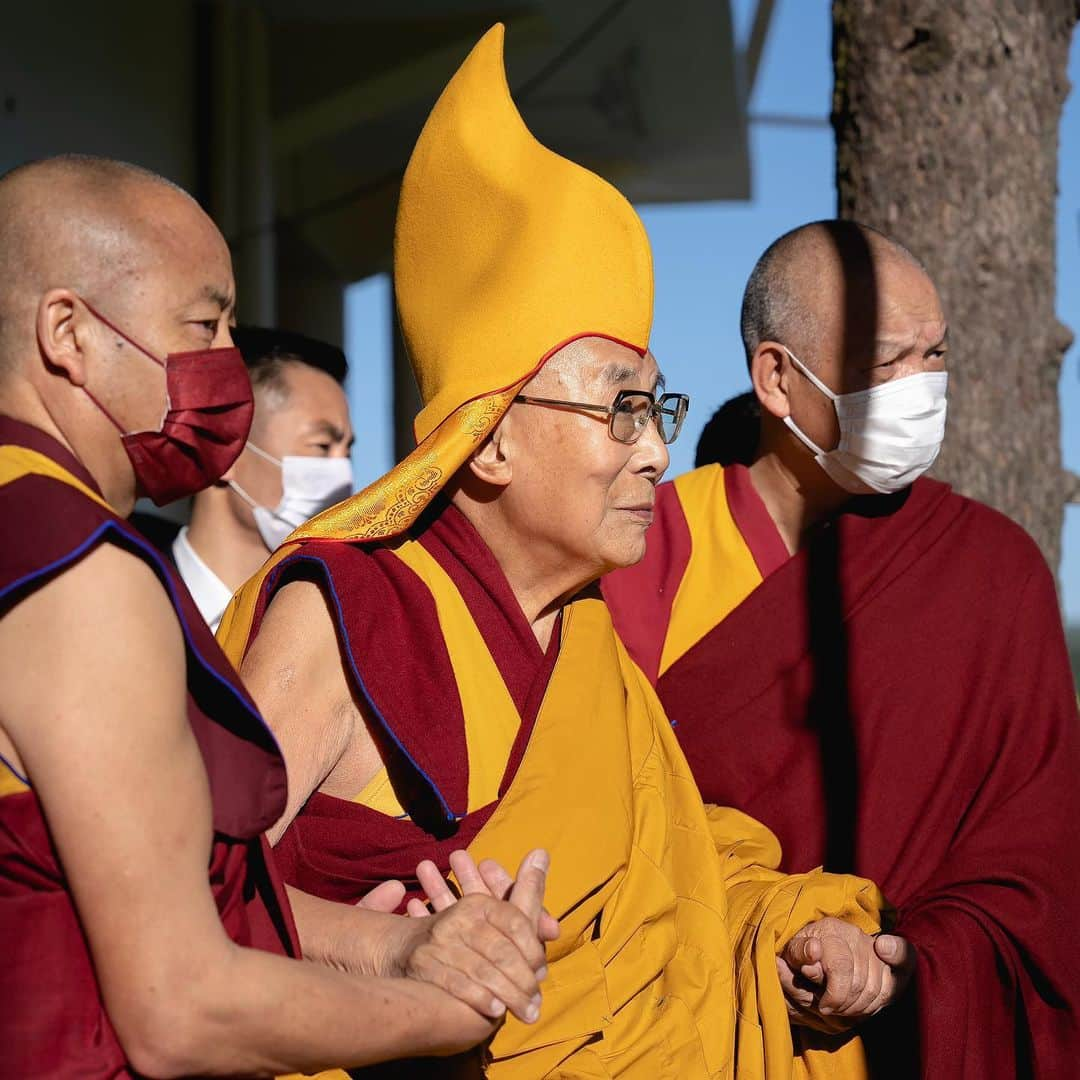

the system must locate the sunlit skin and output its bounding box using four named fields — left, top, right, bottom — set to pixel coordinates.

left=453, top=336, right=669, bottom=650
left=0, top=175, right=236, bottom=515
left=0, top=160, right=556, bottom=1075
left=245, top=336, right=670, bottom=839
left=187, top=361, right=354, bottom=593
left=749, top=236, right=949, bottom=553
